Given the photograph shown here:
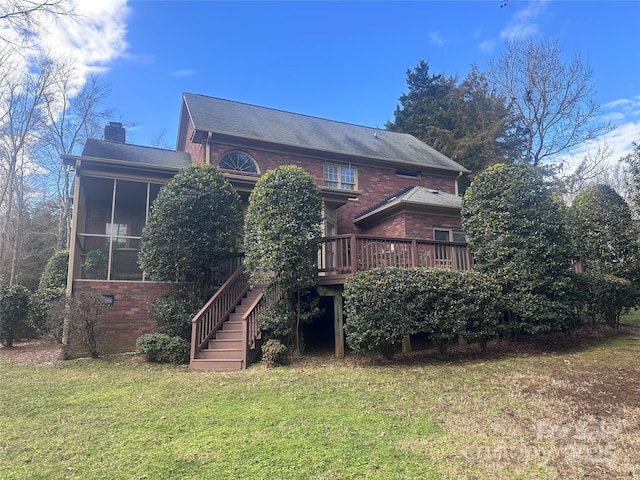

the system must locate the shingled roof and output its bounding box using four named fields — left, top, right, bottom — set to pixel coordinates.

left=354, top=186, right=462, bottom=226
left=81, top=139, right=192, bottom=169
left=181, top=93, right=468, bottom=173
